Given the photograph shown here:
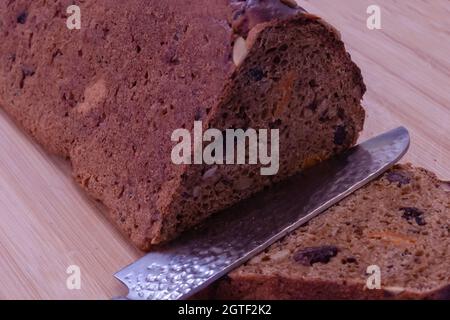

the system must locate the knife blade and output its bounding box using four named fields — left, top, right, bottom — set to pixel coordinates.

left=115, top=127, right=410, bottom=300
